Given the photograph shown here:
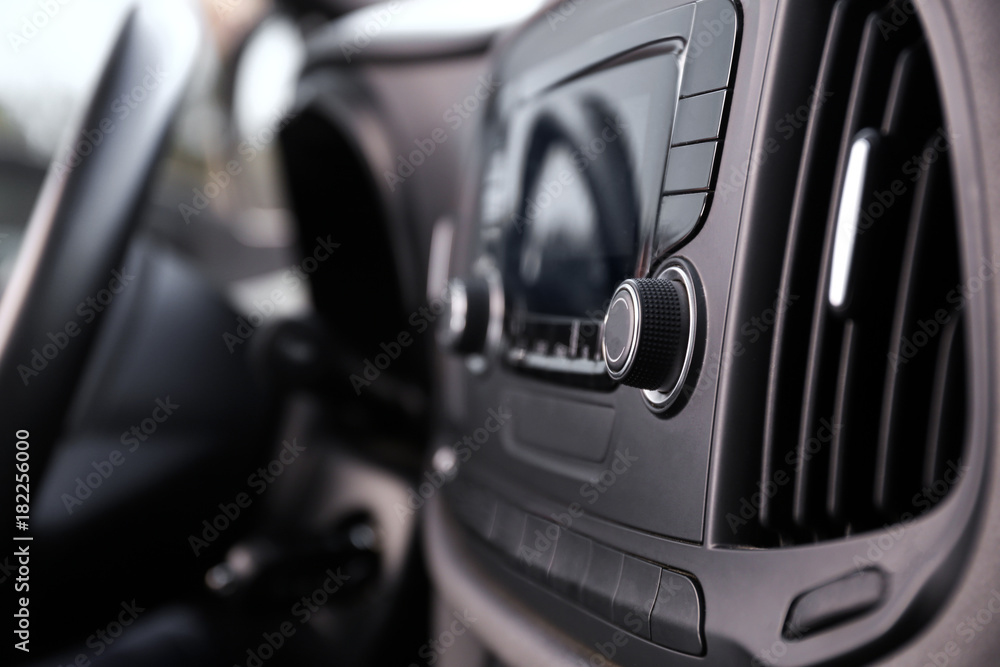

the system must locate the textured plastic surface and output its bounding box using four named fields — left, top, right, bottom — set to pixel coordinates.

left=614, top=279, right=686, bottom=390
